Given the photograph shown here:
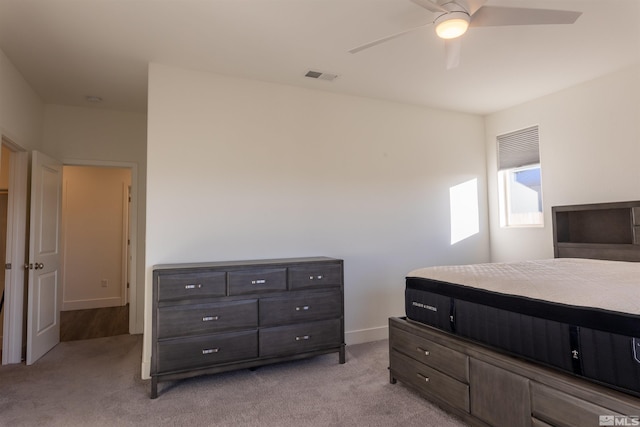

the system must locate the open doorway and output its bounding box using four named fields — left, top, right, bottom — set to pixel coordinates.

left=60, top=165, right=131, bottom=341
left=0, top=139, right=29, bottom=365
left=0, top=145, right=11, bottom=359
left=1, top=152, right=139, bottom=364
